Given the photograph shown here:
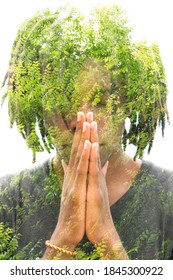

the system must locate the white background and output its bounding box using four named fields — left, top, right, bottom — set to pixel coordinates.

left=0, top=0, right=173, bottom=176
